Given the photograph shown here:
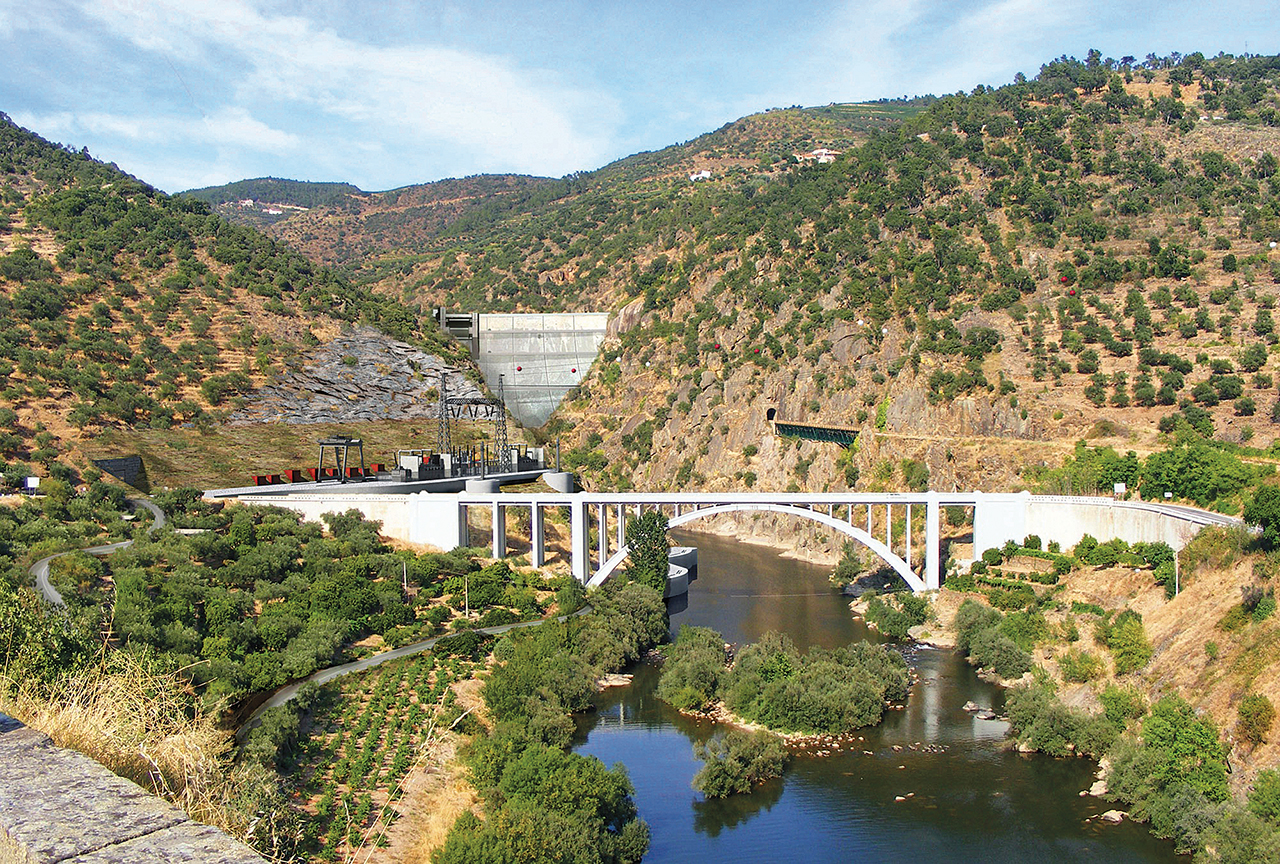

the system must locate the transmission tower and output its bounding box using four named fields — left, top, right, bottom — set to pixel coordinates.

left=436, top=370, right=451, bottom=455
left=494, top=374, right=510, bottom=470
